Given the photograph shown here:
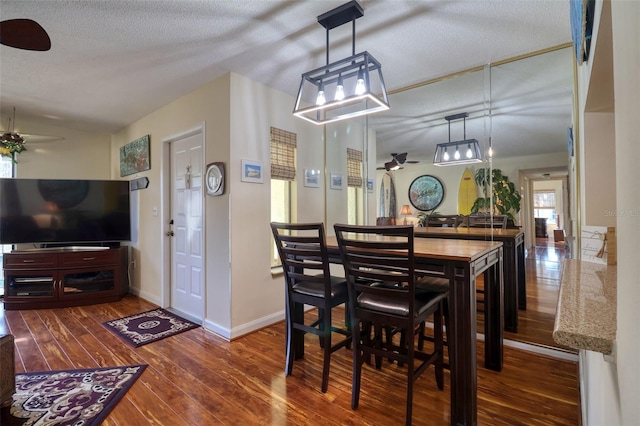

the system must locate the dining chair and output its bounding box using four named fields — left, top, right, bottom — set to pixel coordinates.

left=334, top=224, right=446, bottom=425
left=270, top=222, right=352, bottom=393
left=376, top=217, right=397, bottom=226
